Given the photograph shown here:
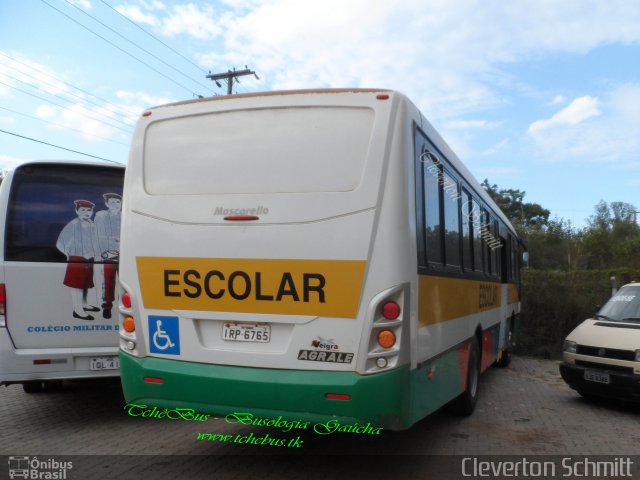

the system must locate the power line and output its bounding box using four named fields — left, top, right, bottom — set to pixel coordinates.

left=98, top=0, right=208, bottom=76
left=0, top=80, right=133, bottom=134
left=63, top=0, right=214, bottom=95
left=0, top=63, right=136, bottom=130
left=0, top=105, right=130, bottom=147
left=0, top=128, right=119, bottom=163
left=39, top=0, right=201, bottom=97
left=0, top=51, right=141, bottom=120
